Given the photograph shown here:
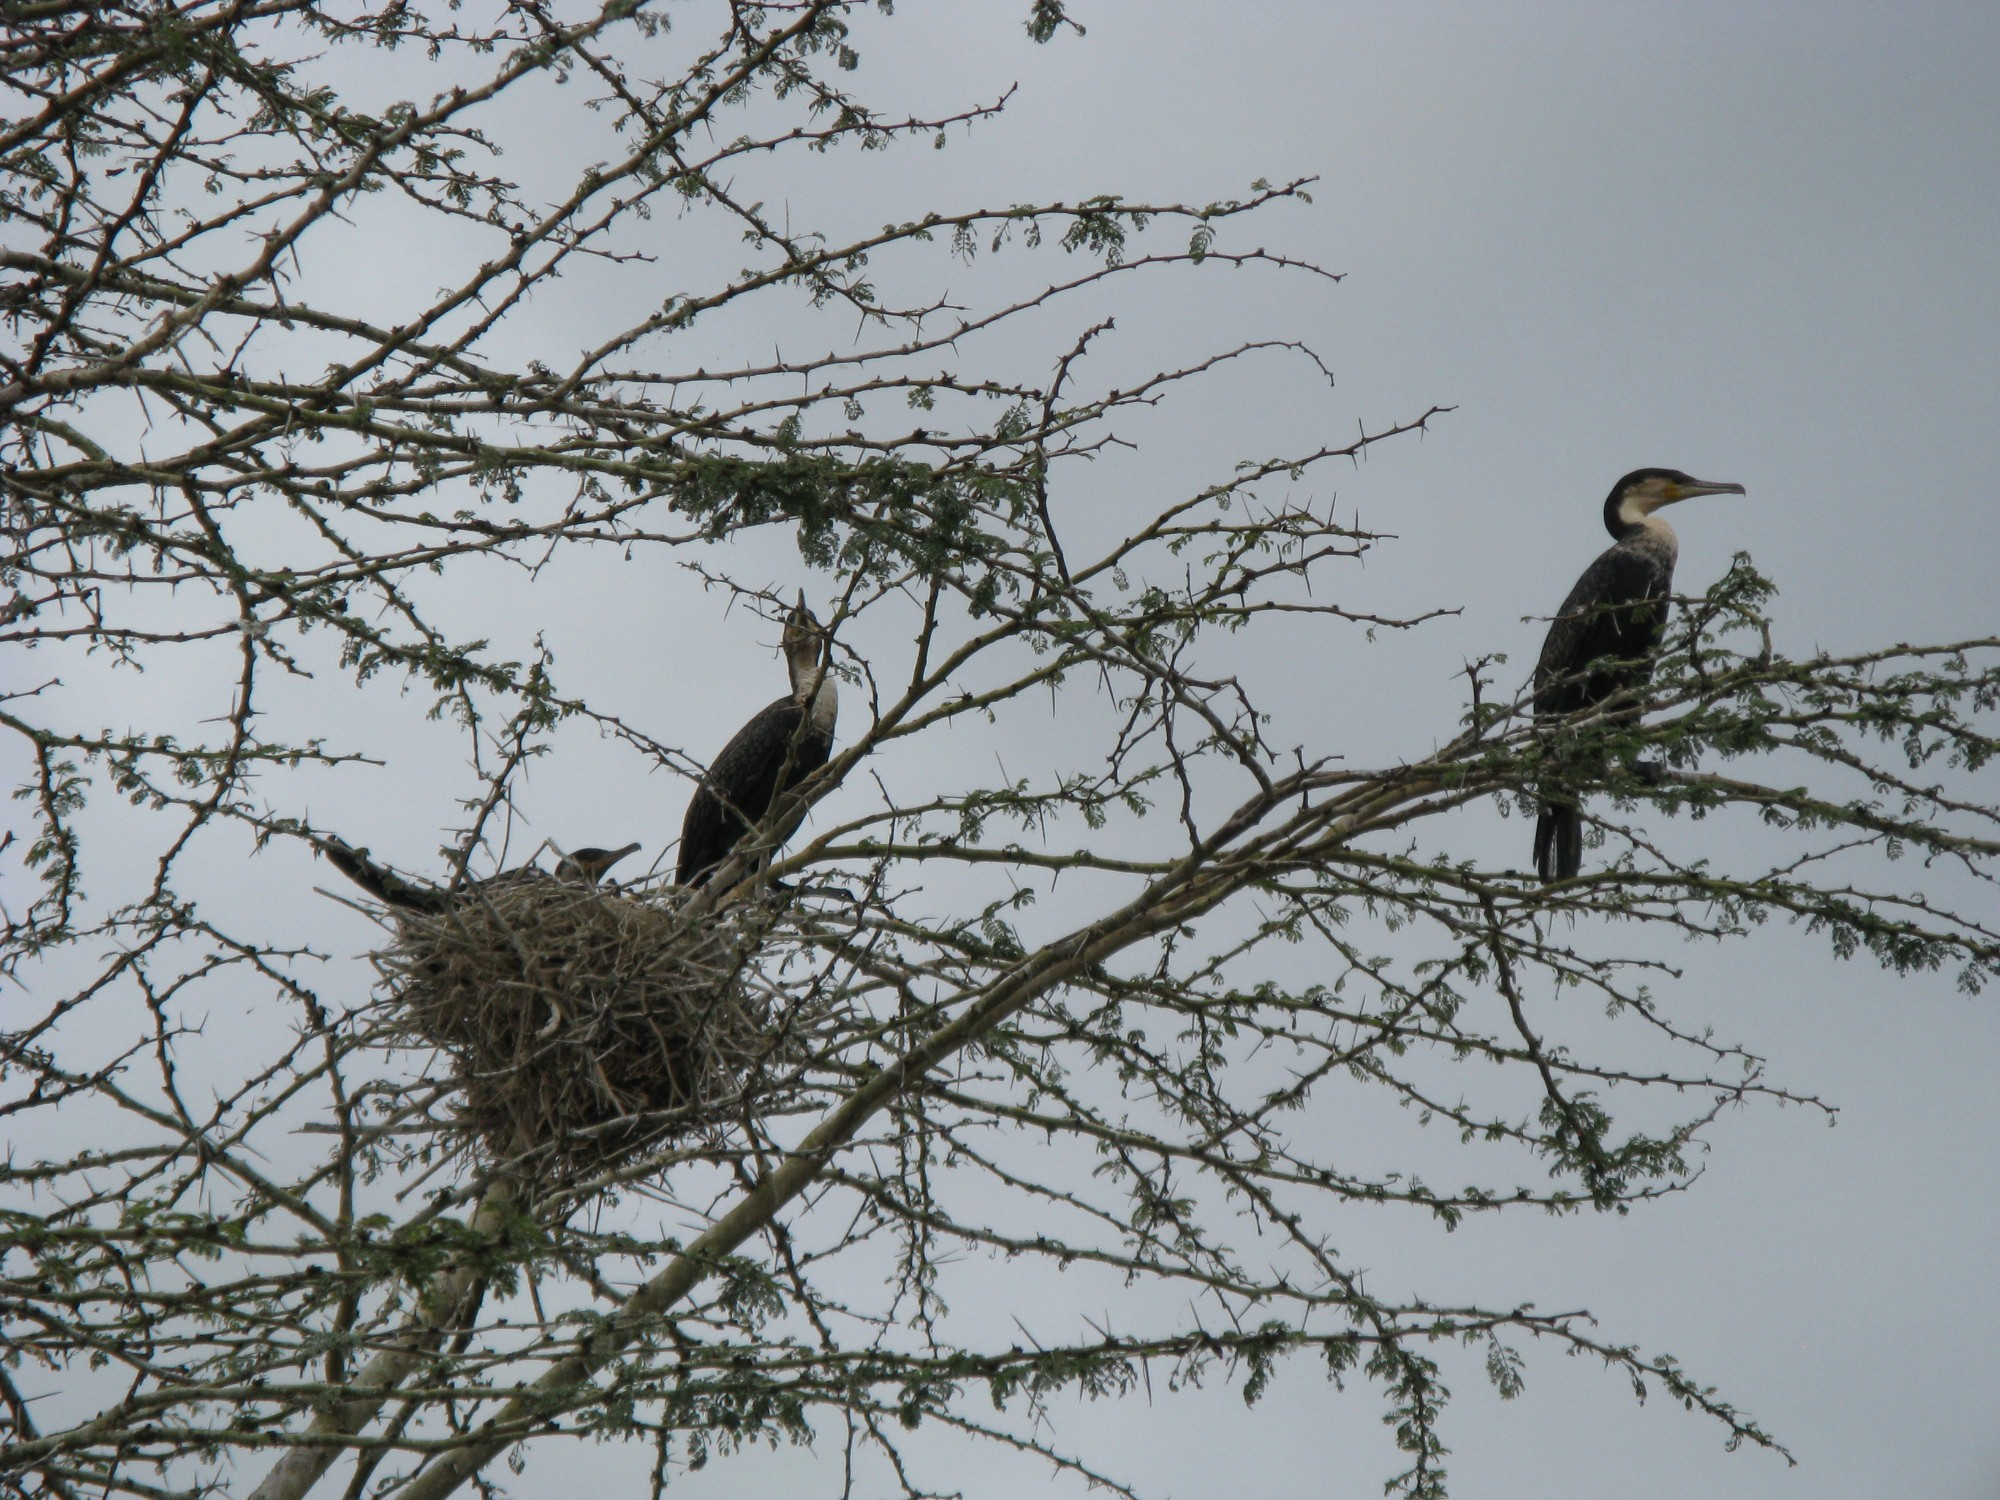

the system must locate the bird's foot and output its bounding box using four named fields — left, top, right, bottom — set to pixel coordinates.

left=1628, top=758, right=1668, bottom=788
